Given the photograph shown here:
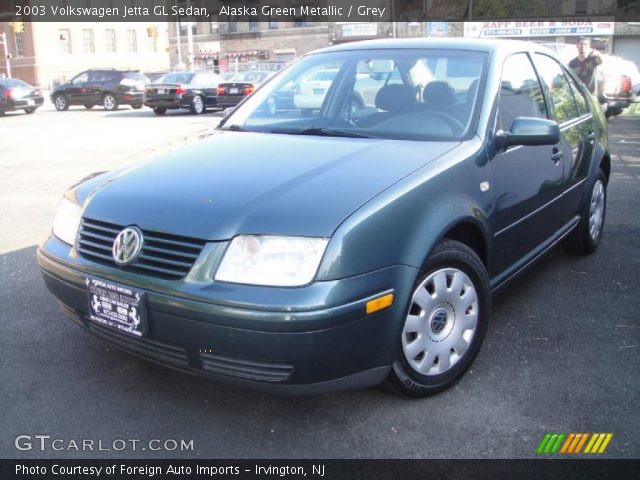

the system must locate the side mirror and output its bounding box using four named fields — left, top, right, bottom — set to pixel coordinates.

left=496, top=117, right=560, bottom=150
